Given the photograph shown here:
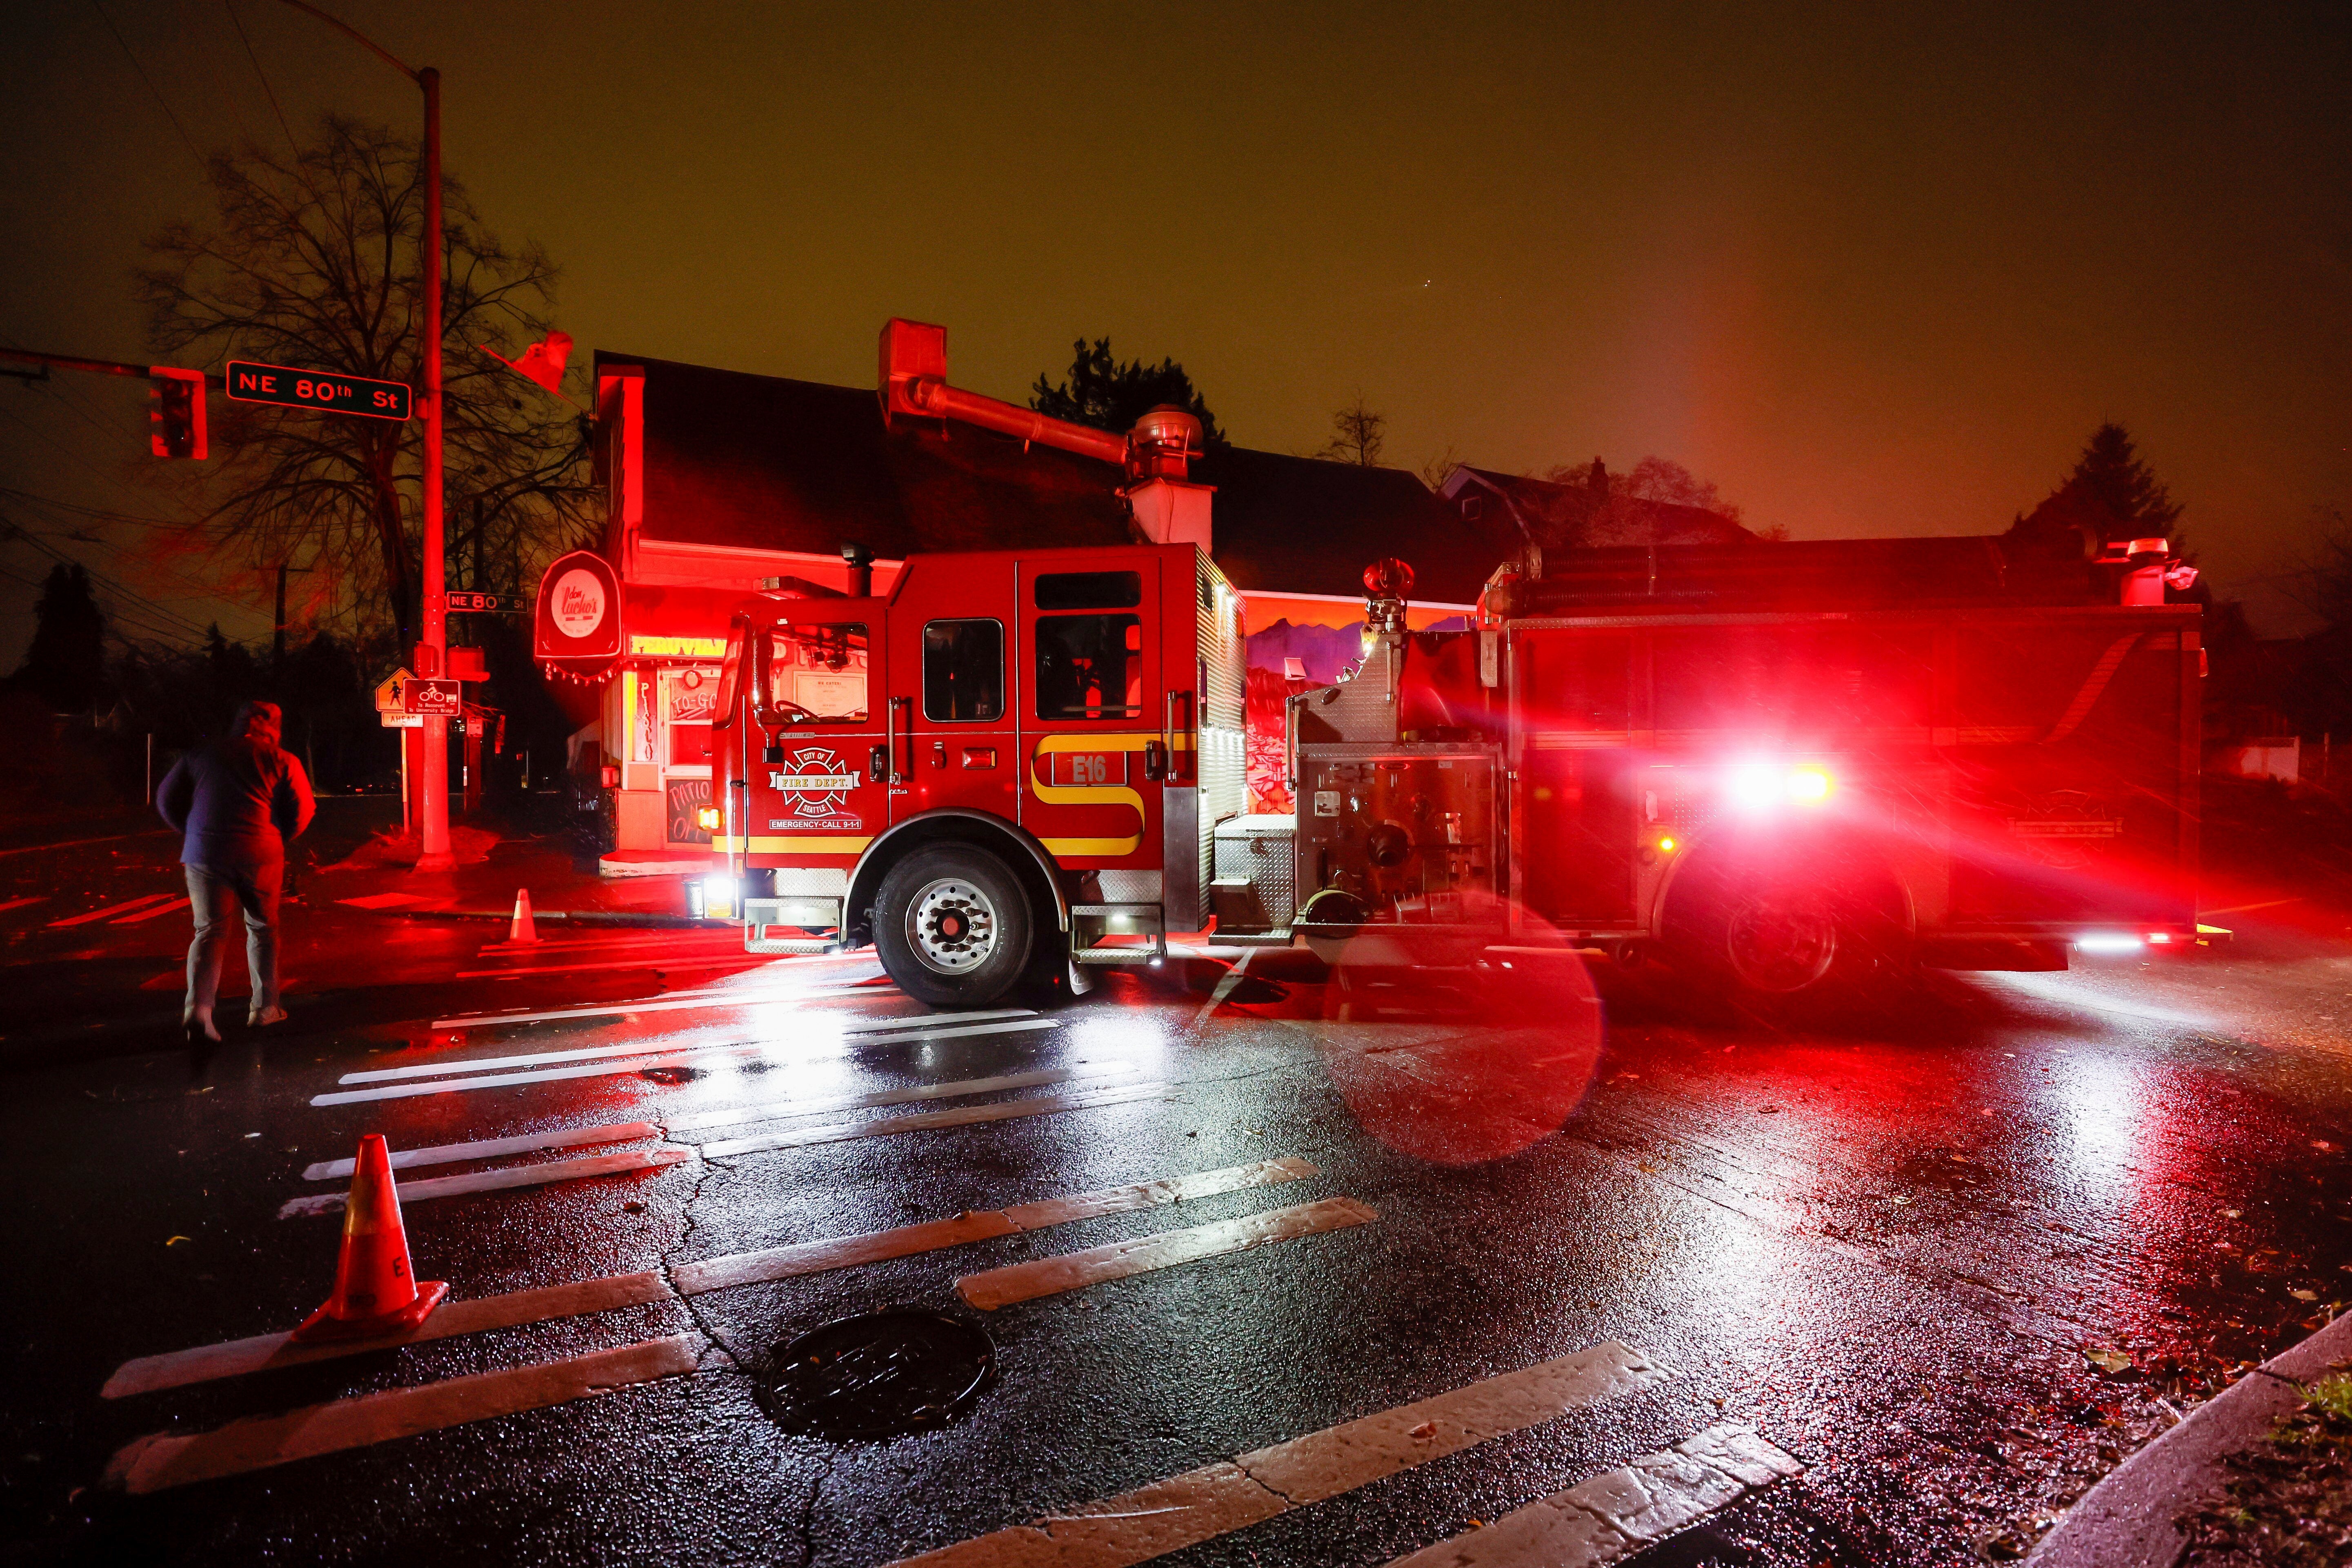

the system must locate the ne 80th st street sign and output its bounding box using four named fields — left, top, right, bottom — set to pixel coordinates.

left=225, top=360, right=412, bottom=420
